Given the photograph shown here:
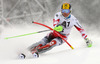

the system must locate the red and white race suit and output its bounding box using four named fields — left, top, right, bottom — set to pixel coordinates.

left=53, top=12, right=87, bottom=40
left=29, top=12, right=88, bottom=54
